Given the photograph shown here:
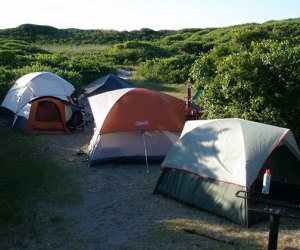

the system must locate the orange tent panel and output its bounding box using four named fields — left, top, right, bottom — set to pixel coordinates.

left=27, top=97, right=69, bottom=133
left=100, top=88, right=185, bottom=134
